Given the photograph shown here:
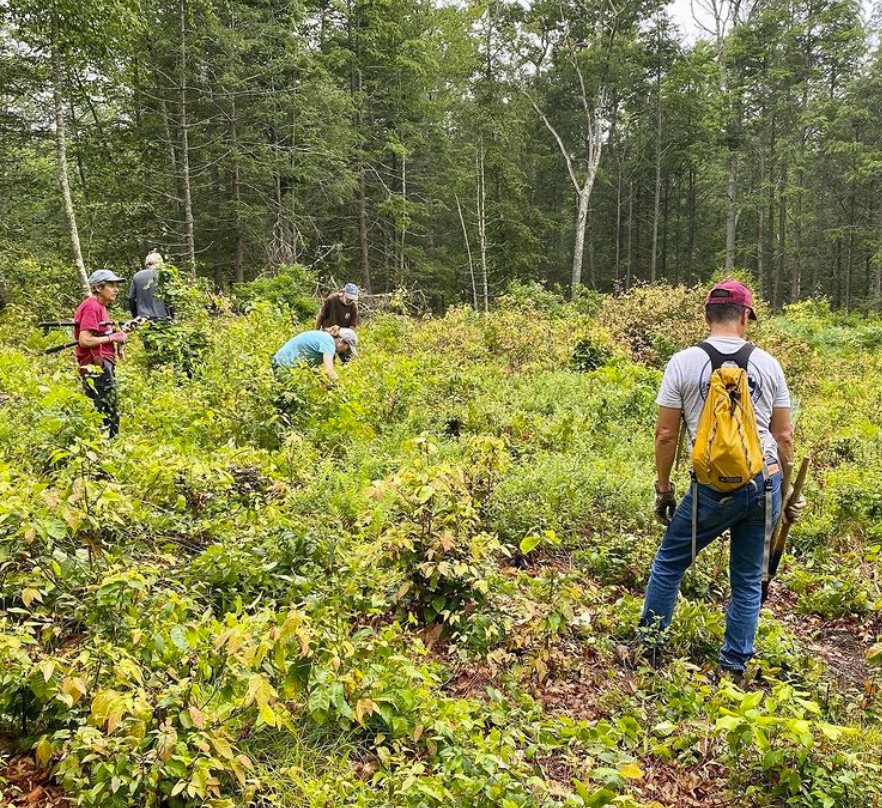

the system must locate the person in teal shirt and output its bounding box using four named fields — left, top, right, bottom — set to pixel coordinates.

left=273, top=328, right=357, bottom=381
